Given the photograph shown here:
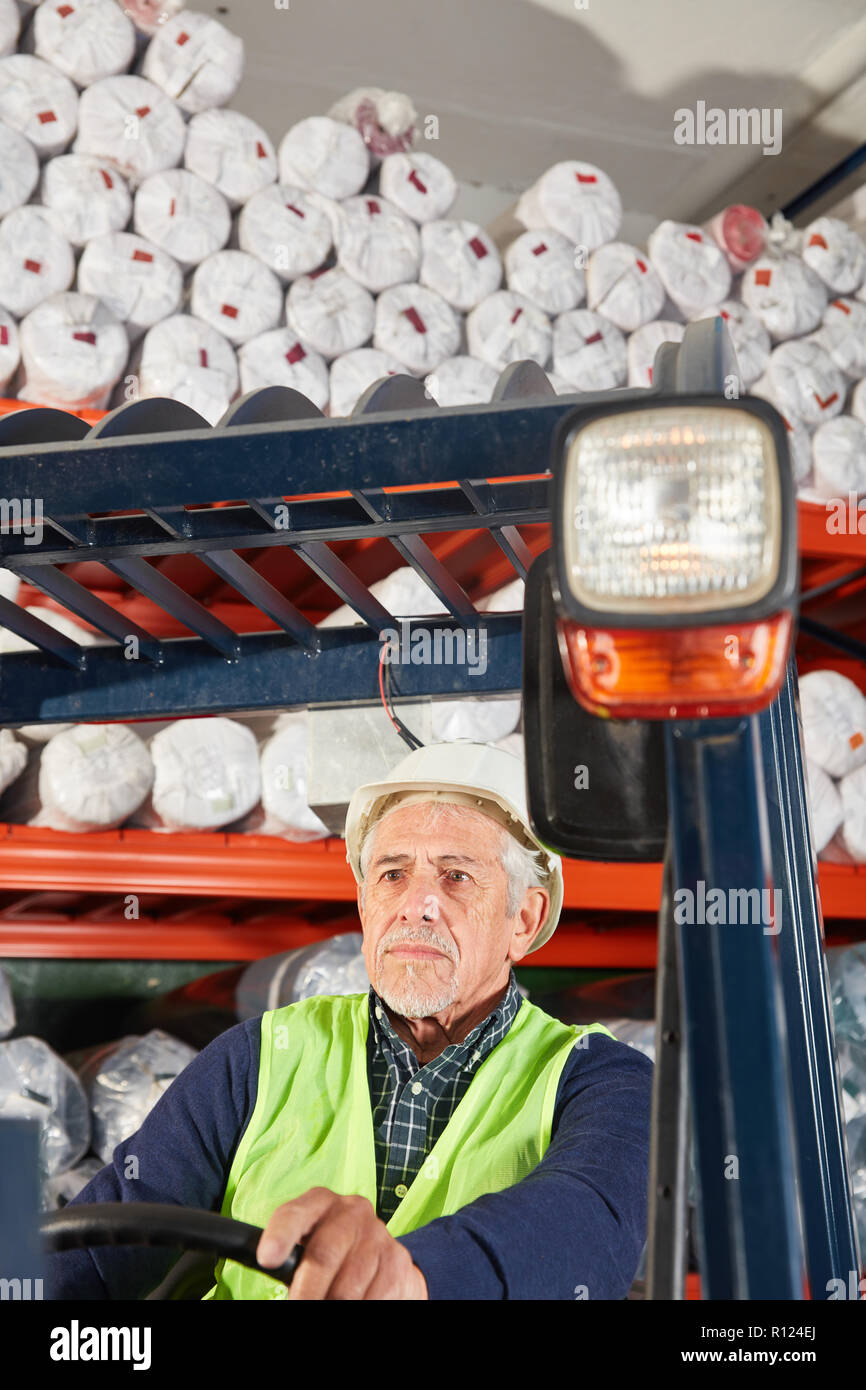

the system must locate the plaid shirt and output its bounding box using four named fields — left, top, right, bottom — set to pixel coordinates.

left=366, top=970, right=523, bottom=1221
